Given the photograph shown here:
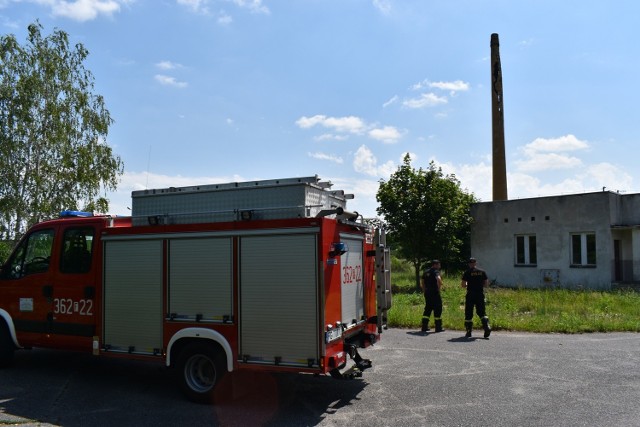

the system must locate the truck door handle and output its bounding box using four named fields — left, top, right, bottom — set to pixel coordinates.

left=43, top=285, right=53, bottom=297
